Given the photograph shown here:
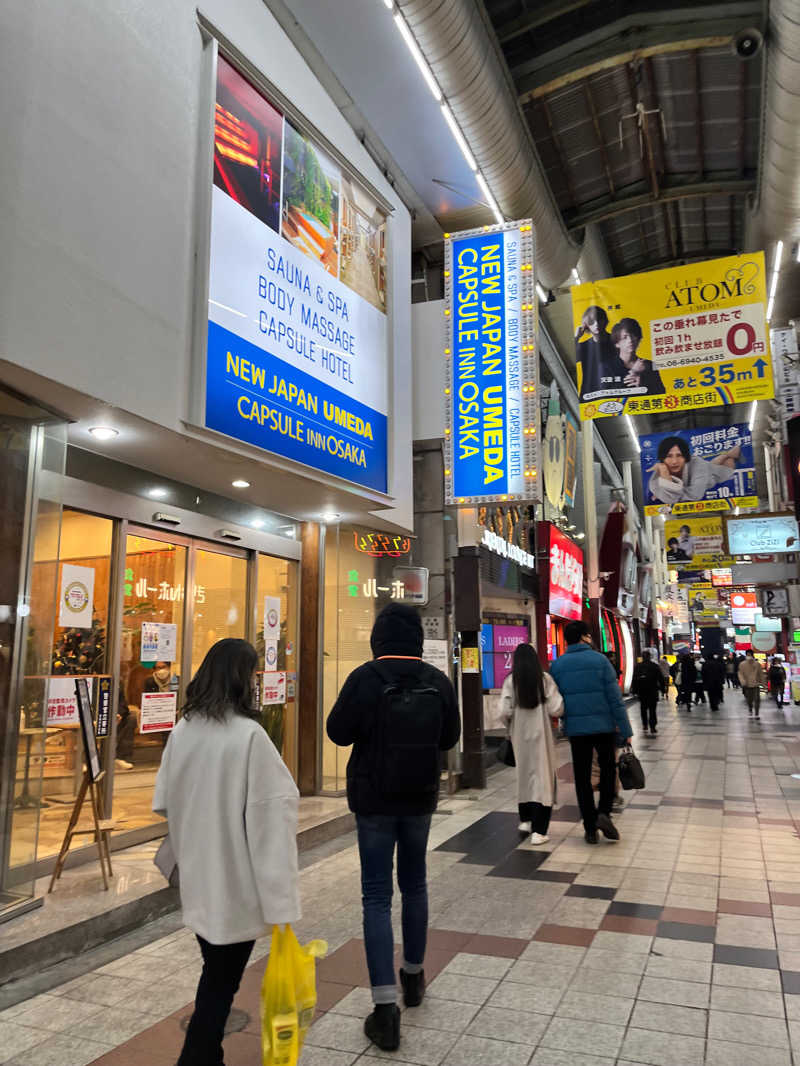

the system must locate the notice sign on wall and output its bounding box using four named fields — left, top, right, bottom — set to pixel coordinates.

left=204, top=58, right=388, bottom=493
left=141, top=622, right=178, bottom=663
left=46, top=676, right=94, bottom=725
left=262, top=672, right=286, bottom=705
left=571, top=253, right=773, bottom=421
left=140, top=691, right=177, bottom=734
left=444, top=220, right=540, bottom=505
